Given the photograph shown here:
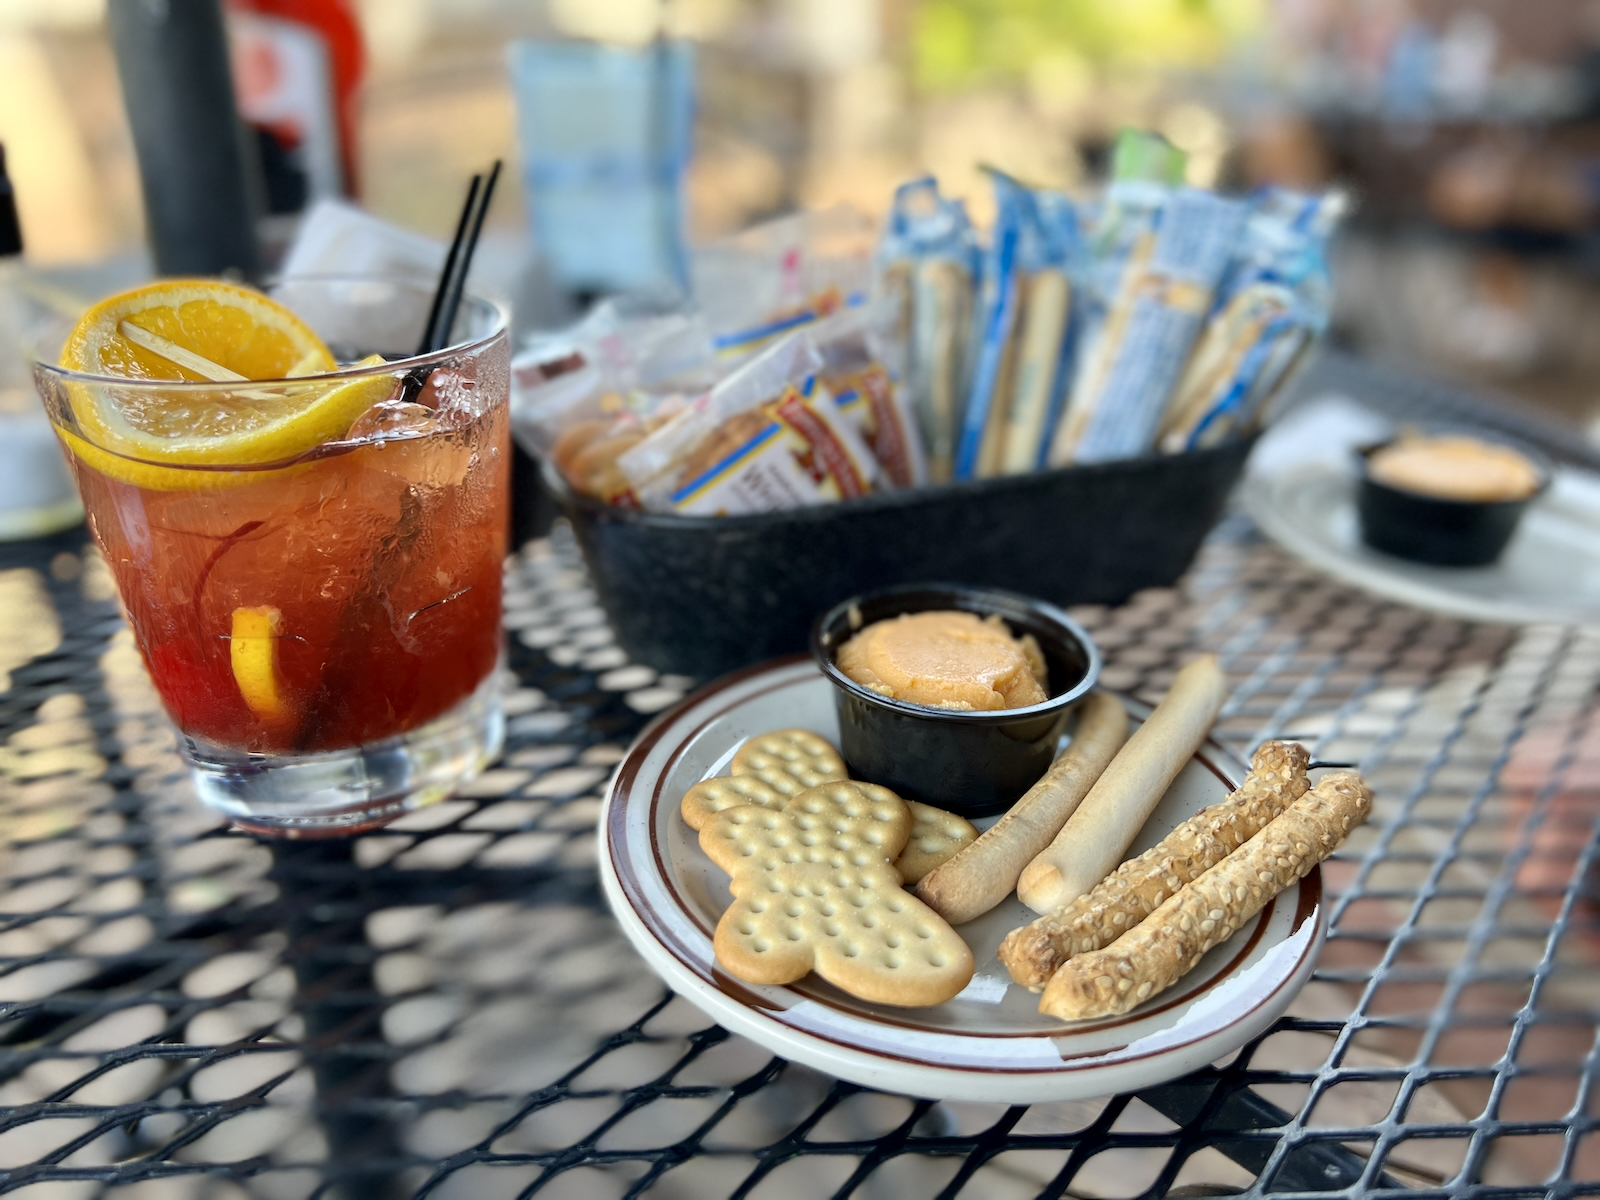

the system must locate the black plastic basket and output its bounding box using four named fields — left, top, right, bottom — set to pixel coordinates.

left=550, top=436, right=1256, bottom=679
